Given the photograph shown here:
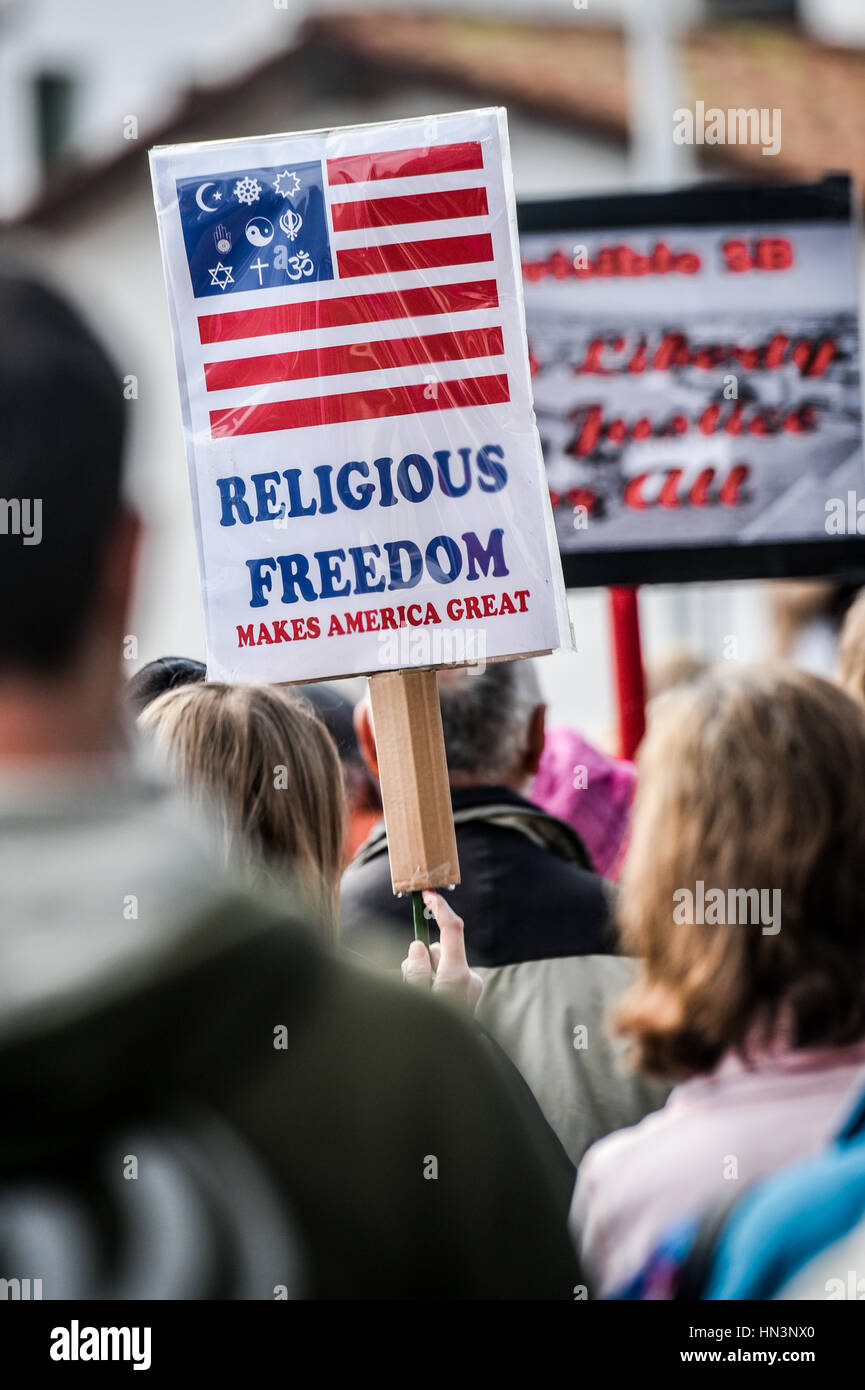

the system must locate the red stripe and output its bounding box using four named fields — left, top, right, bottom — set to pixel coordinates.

left=198, top=279, right=499, bottom=344
left=331, top=186, right=488, bottom=232
left=210, top=373, right=509, bottom=437
left=327, top=141, right=483, bottom=185
left=337, top=234, right=493, bottom=279
left=205, top=326, right=504, bottom=392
